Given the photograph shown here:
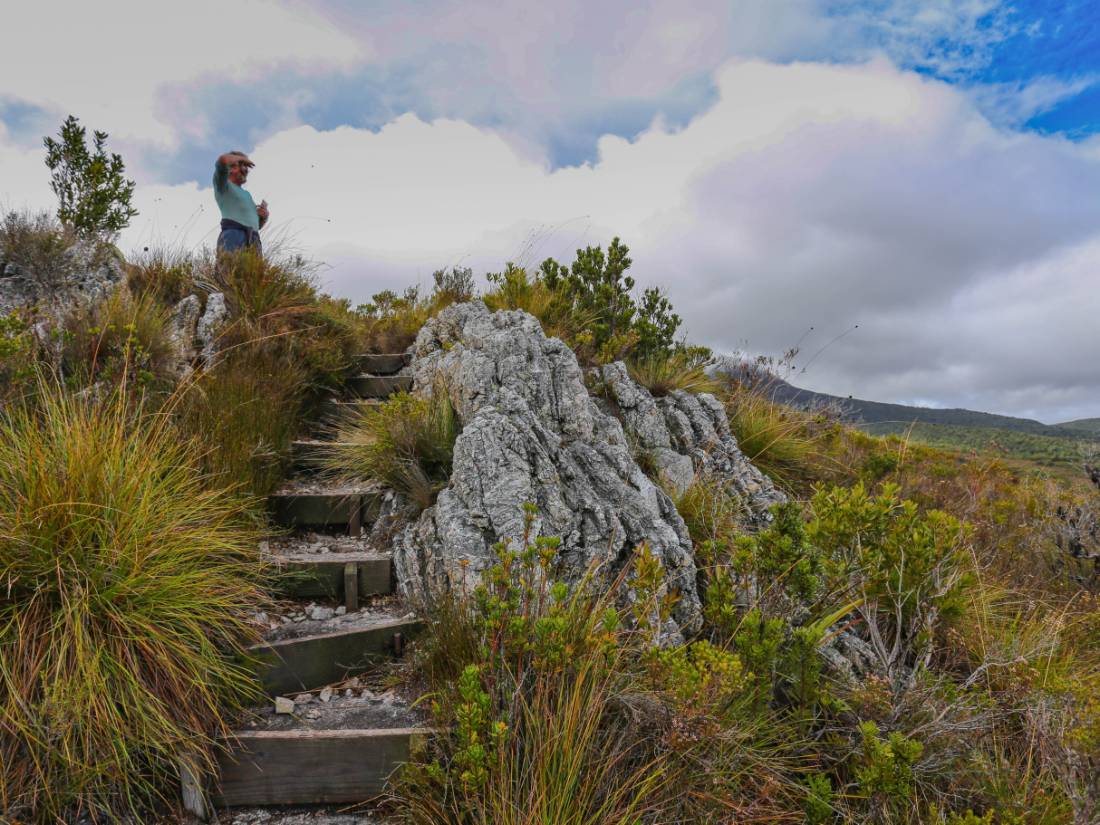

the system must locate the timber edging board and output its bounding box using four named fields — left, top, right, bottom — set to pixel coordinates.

left=212, top=727, right=427, bottom=805
left=251, top=617, right=423, bottom=695
left=354, top=353, right=410, bottom=375
left=347, top=375, right=413, bottom=399
left=271, top=552, right=392, bottom=600
left=268, top=493, right=363, bottom=531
